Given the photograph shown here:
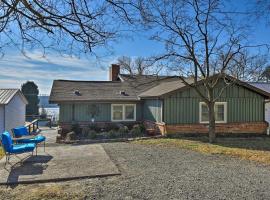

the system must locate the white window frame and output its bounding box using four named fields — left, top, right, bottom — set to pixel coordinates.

left=111, top=104, right=136, bottom=121
left=199, top=102, right=227, bottom=124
